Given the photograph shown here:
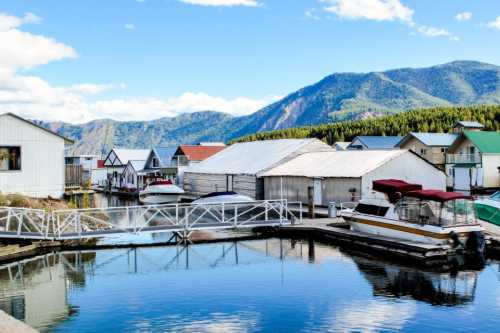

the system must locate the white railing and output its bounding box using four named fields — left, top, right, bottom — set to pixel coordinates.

left=0, top=207, right=49, bottom=239
left=446, top=154, right=480, bottom=164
